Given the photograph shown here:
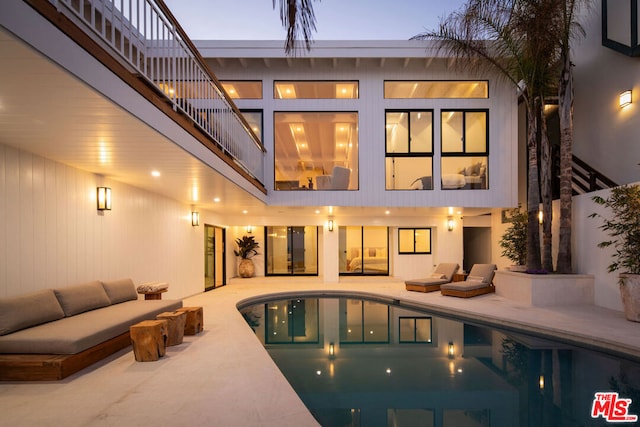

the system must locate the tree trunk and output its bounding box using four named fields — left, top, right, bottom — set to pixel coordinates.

left=556, top=51, right=573, bottom=273
left=539, top=98, right=554, bottom=272
left=526, top=102, right=542, bottom=271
